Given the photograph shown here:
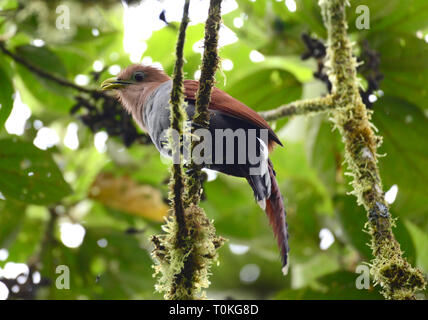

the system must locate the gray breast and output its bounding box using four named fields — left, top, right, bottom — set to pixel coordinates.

left=142, top=80, right=172, bottom=156
left=142, top=80, right=190, bottom=157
